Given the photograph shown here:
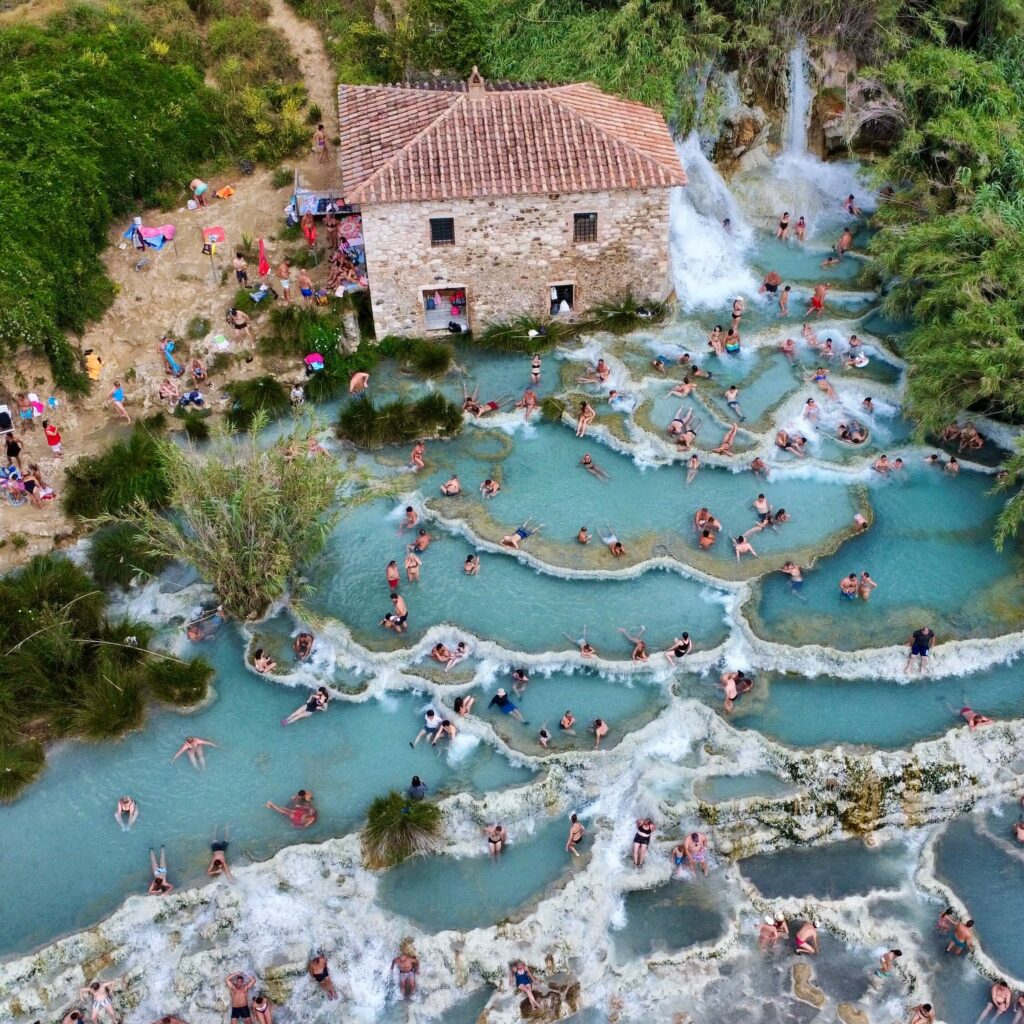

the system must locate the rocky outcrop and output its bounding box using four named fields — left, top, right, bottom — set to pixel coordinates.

left=792, top=963, right=826, bottom=1008
left=713, top=105, right=771, bottom=175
